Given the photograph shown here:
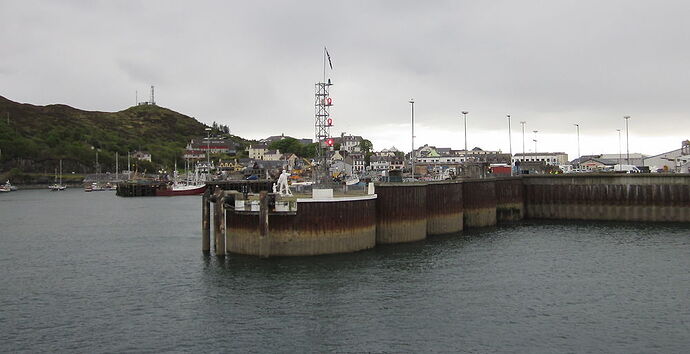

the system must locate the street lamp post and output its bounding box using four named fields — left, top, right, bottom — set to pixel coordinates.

left=520, top=121, right=526, bottom=170
left=507, top=114, right=512, bottom=176
left=624, top=116, right=631, bottom=164
left=617, top=129, right=622, bottom=166
left=574, top=124, right=580, bottom=168
left=409, top=99, right=415, bottom=179
left=533, top=130, right=538, bottom=153
left=462, top=111, right=469, bottom=162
